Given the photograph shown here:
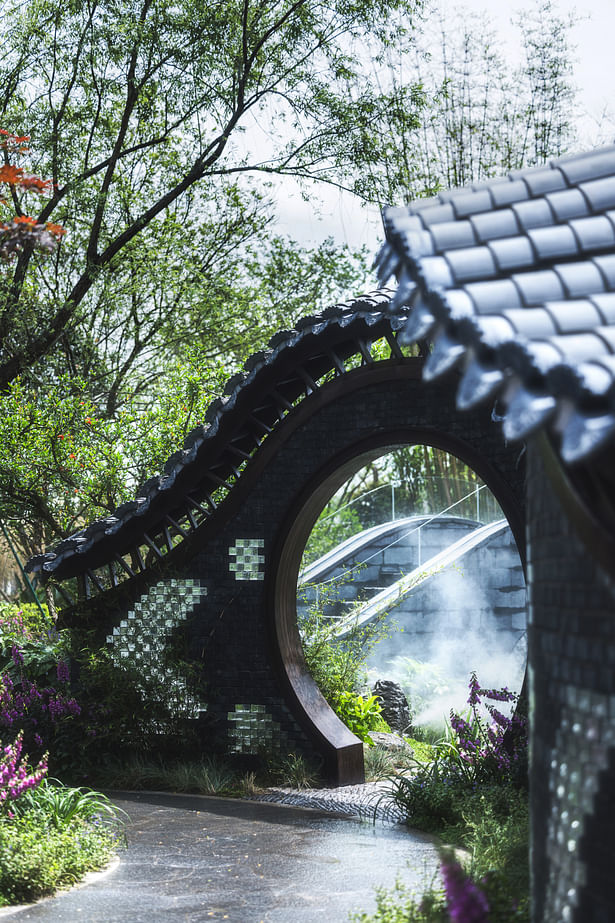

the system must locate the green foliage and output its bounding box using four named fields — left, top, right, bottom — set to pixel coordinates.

left=335, top=691, right=389, bottom=745
left=309, top=446, right=501, bottom=539
left=0, top=780, right=123, bottom=906
left=387, top=766, right=465, bottom=833
left=0, top=634, right=67, bottom=685
left=463, top=792, right=529, bottom=911
left=0, top=602, right=52, bottom=640
left=0, top=0, right=411, bottom=563
left=299, top=578, right=392, bottom=711
left=358, top=0, right=576, bottom=203
left=0, top=601, right=63, bottom=685
left=0, top=812, right=119, bottom=906
left=404, top=737, right=438, bottom=763
left=51, top=643, right=206, bottom=779
left=350, top=878, right=448, bottom=923
left=13, top=779, right=124, bottom=831
left=301, top=503, right=363, bottom=568
left=358, top=787, right=529, bottom=923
